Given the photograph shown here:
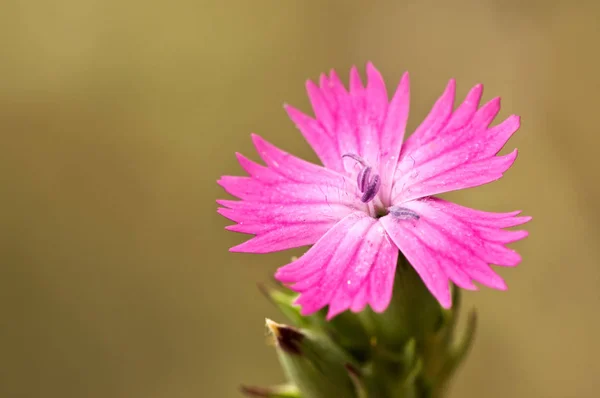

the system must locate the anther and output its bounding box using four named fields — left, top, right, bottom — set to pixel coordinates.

left=342, top=153, right=381, bottom=204
left=389, top=206, right=420, bottom=220
left=361, top=174, right=380, bottom=203
left=356, top=166, right=372, bottom=192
